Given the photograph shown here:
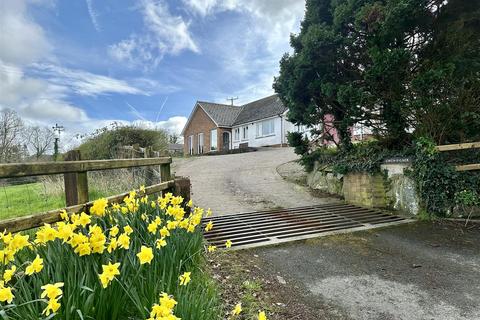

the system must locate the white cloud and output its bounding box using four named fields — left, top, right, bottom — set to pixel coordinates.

left=85, top=0, right=101, bottom=32
left=183, top=0, right=305, bottom=103
left=31, top=63, right=150, bottom=96
left=109, top=0, right=199, bottom=68
left=0, top=0, right=51, bottom=66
